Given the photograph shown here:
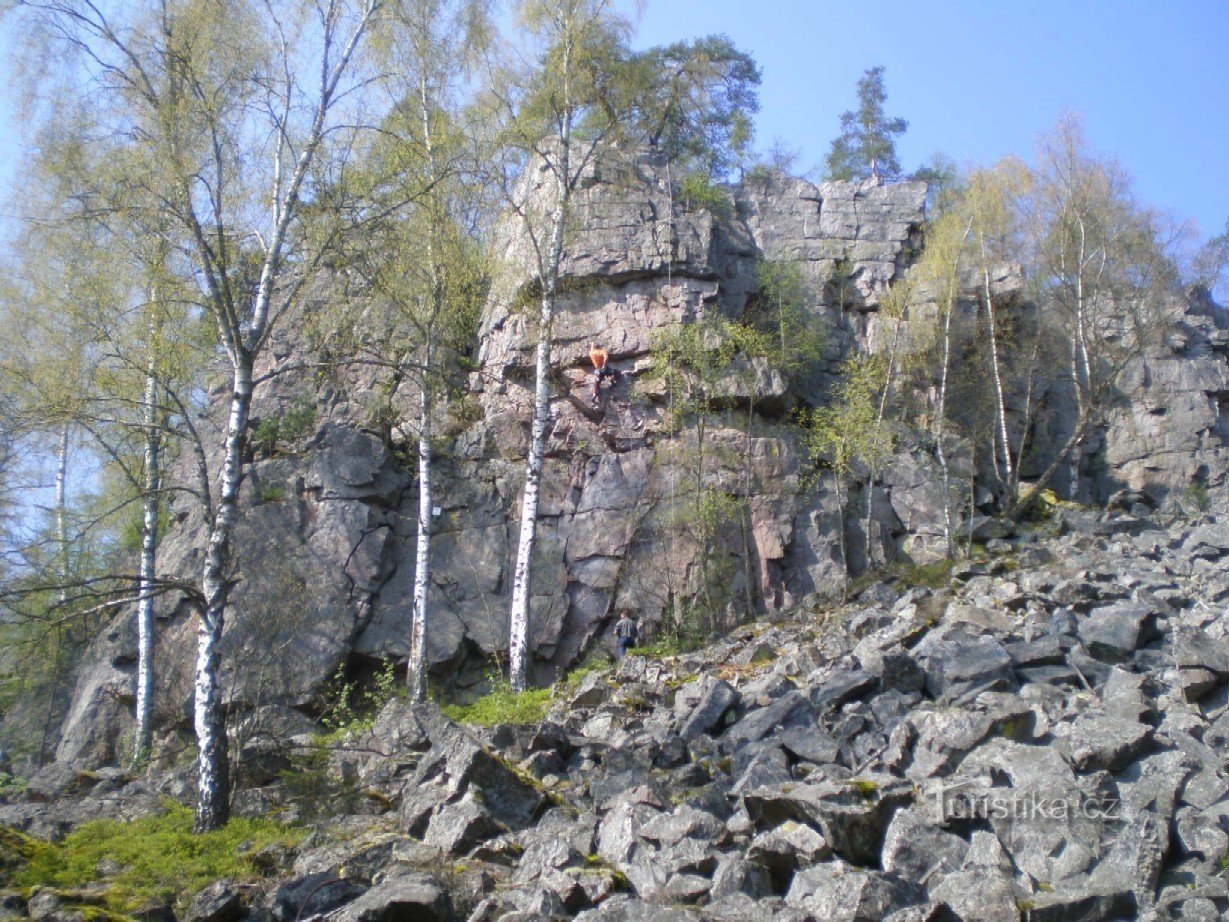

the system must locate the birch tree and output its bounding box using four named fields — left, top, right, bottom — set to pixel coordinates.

left=1014, top=114, right=1179, bottom=513
left=493, top=0, right=630, bottom=692
left=15, top=0, right=382, bottom=829
left=334, top=0, right=489, bottom=703
left=914, top=202, right=973, bottom=553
